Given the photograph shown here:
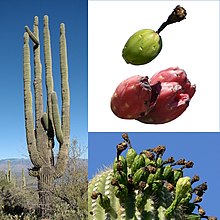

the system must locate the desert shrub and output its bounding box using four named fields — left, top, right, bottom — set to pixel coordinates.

left=0, top=138, right=88, bottom=219
left=51, top=139, right=88, bottom=219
